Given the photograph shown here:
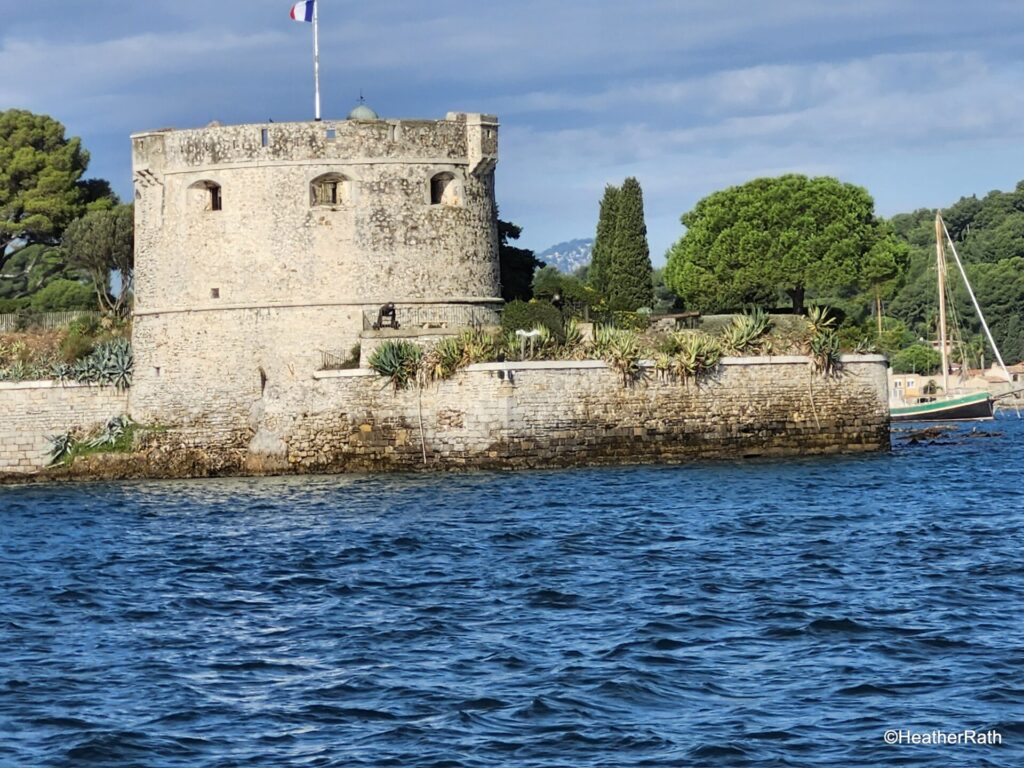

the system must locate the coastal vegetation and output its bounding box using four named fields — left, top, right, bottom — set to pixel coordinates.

left=368, top=309, right=841, bottom=392
left=497, top=218, right=542, bottom=302
left=0, top=109, right=130, bottom=317
left=47, top=415, right=136, bottom=466
left=655, top=174, right=1024, bottom=369
left=664, top=174, right=907, bottom=313
left=0, top=315, right=133, bottom=385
